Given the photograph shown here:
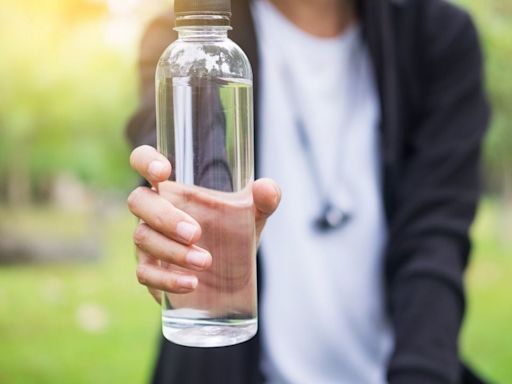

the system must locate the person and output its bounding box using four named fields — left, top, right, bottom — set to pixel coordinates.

left=126, top=0, right=490, bottom=382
